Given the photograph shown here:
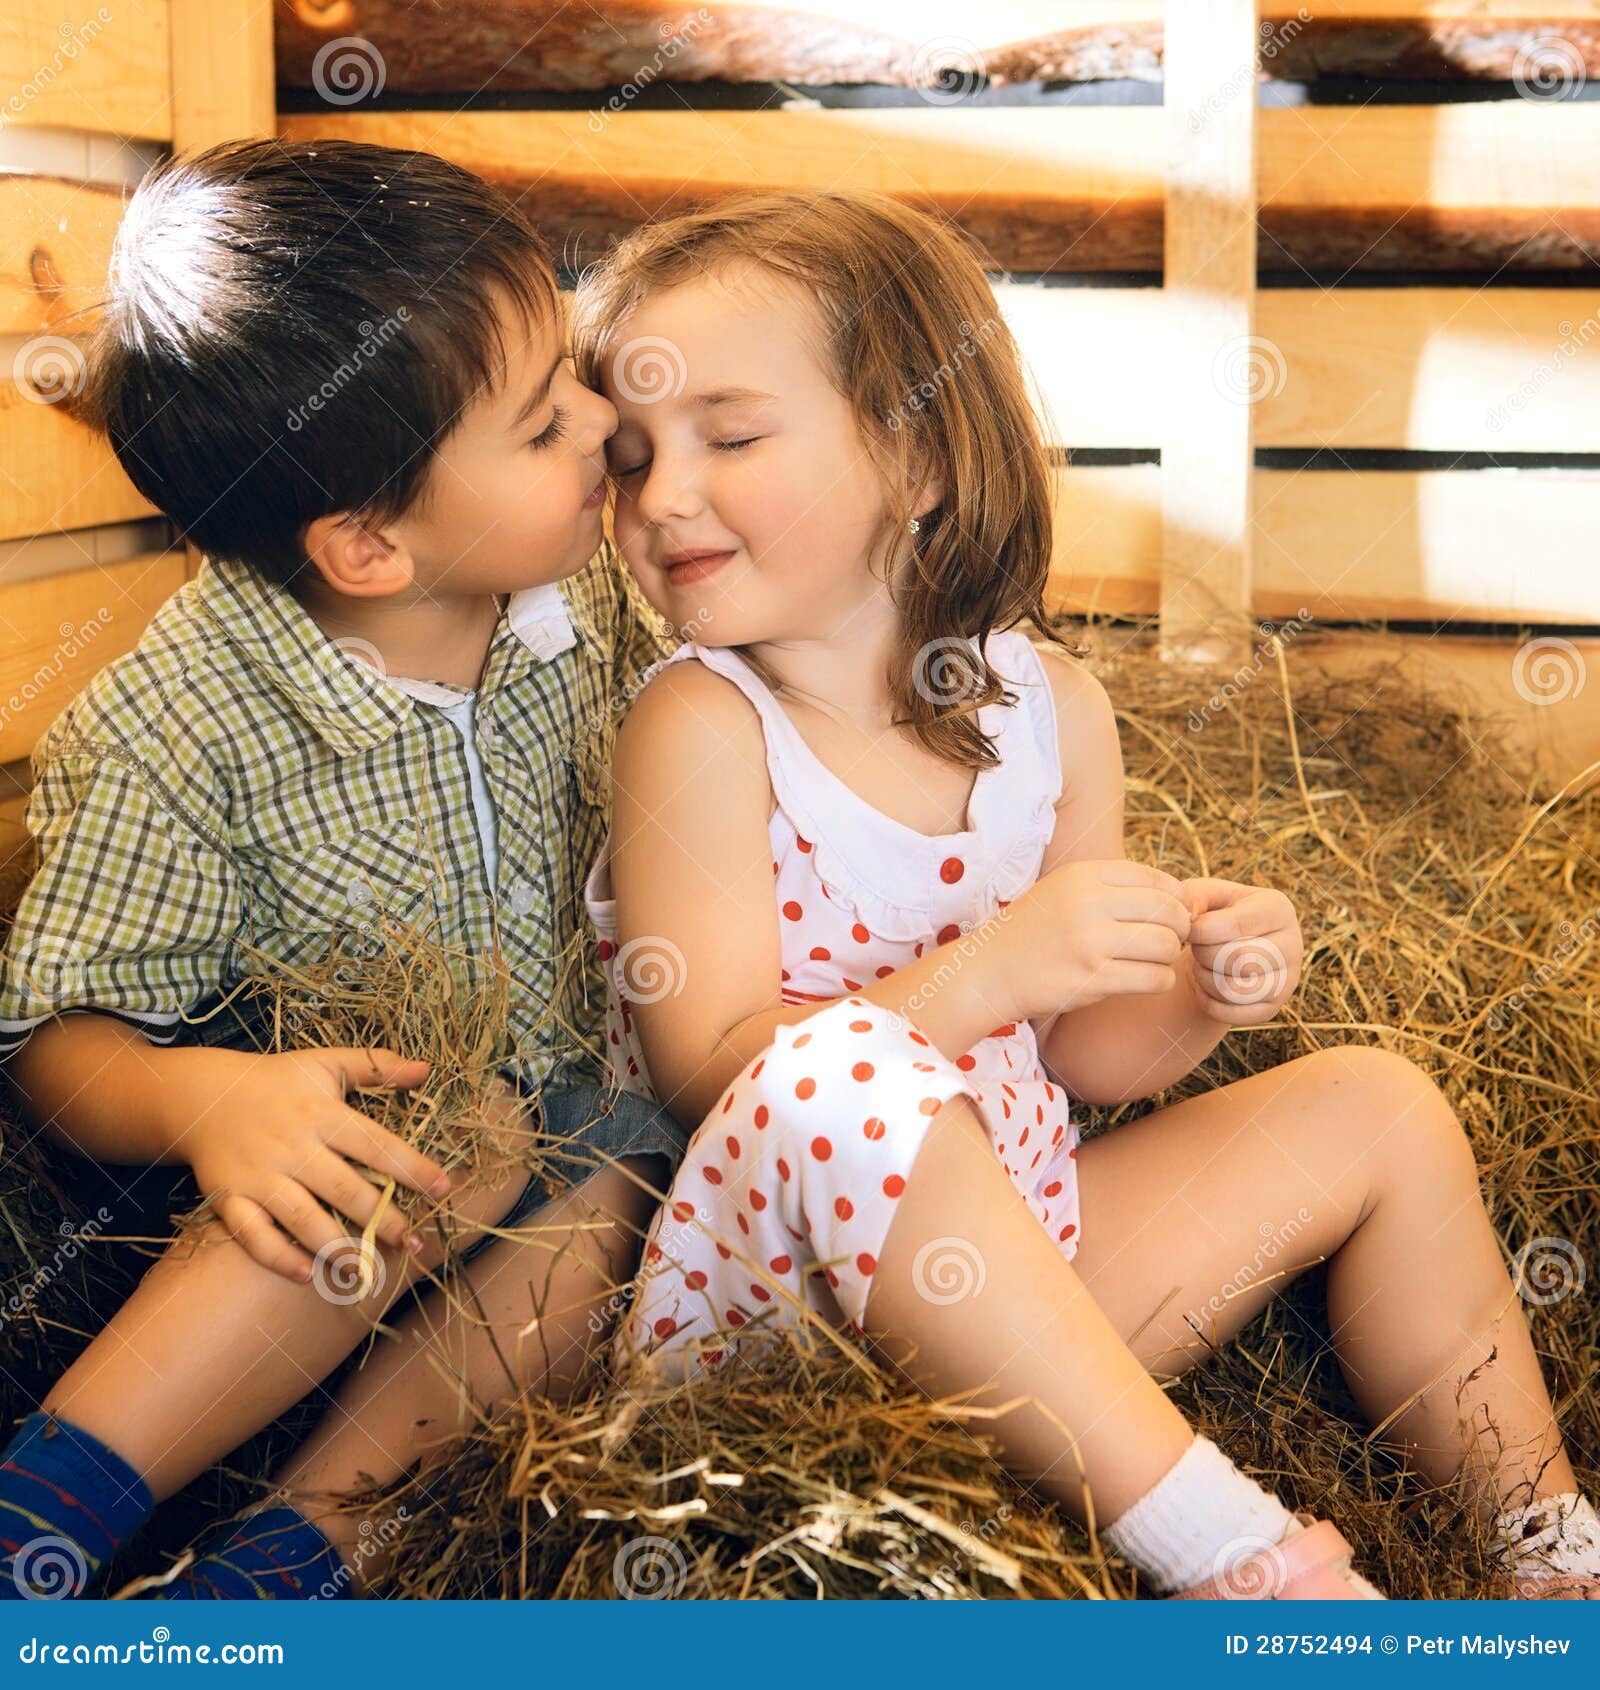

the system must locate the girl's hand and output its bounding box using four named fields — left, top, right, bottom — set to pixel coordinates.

left=1181, top=877, right=1303, bottom=1025
left=165, top=1045, right=453, bottom=1282
left=990, top=858, right=1192, bottom=1022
